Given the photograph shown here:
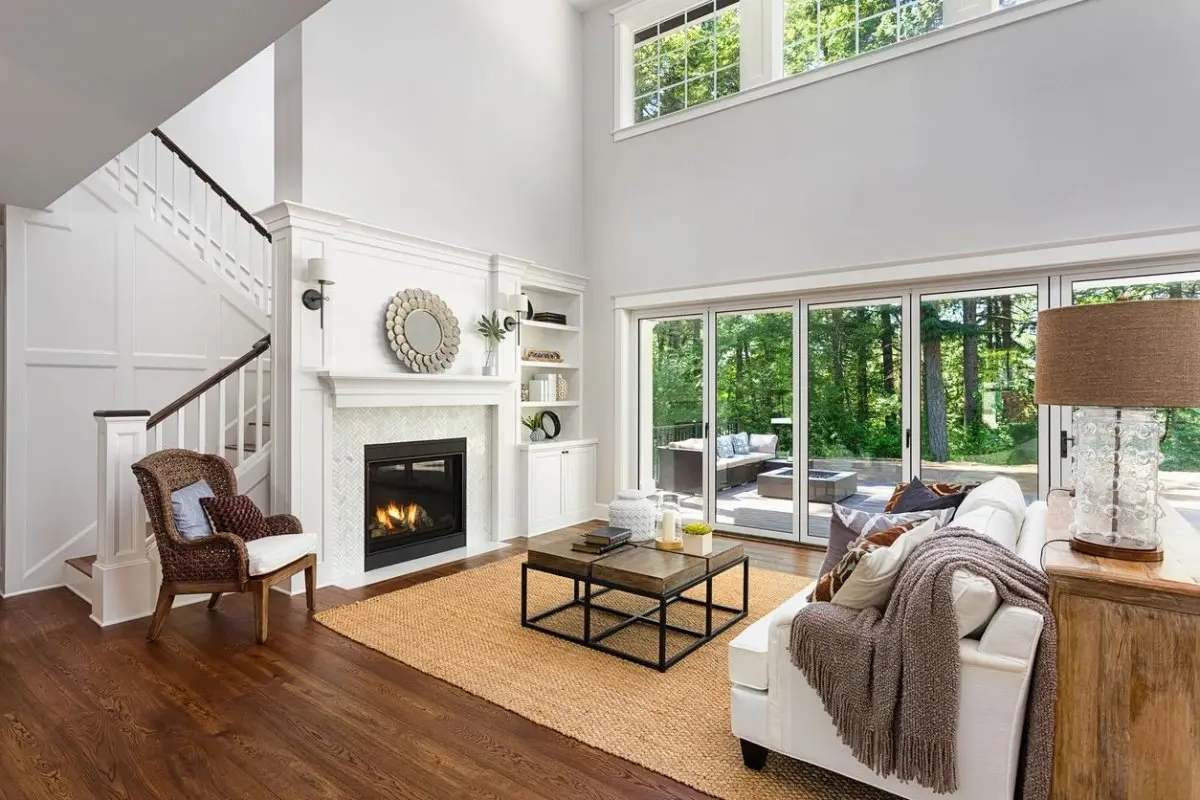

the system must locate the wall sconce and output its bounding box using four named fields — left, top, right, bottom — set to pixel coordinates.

left=505, top=292, right=528, bottom=342
left=302, top=257, right=335, bottom=328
